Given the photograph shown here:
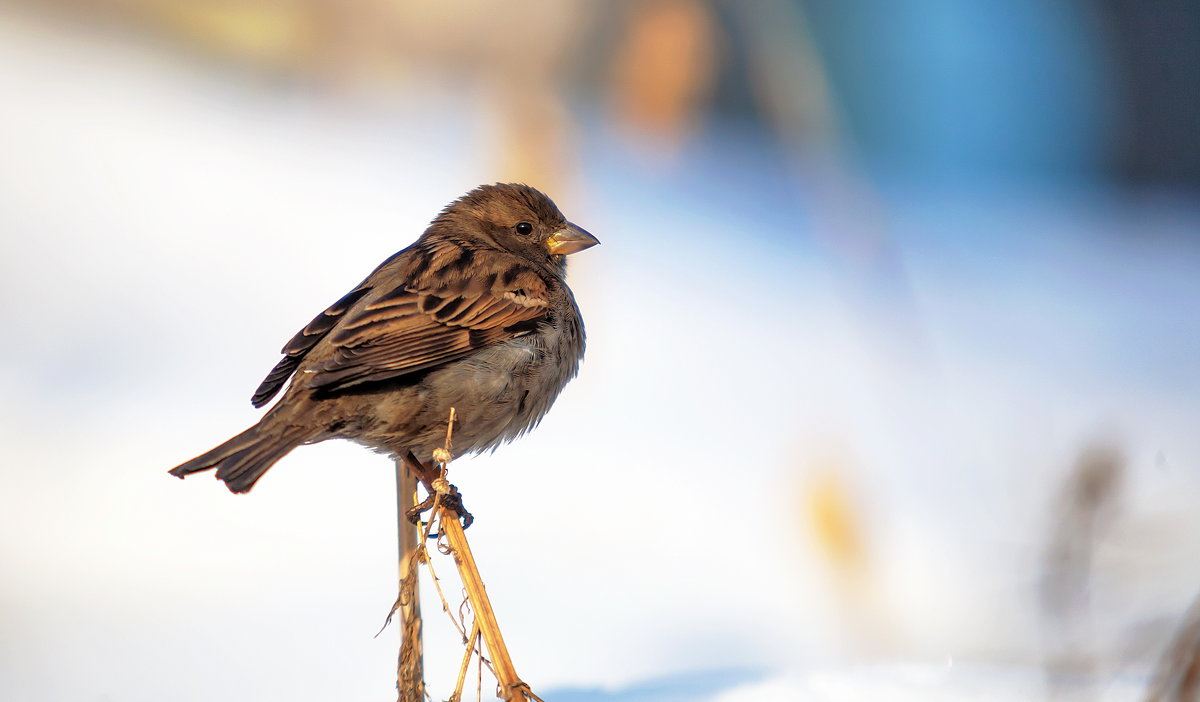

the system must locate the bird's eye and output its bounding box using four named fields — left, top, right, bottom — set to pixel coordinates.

left=514, top=222, right=533, bottom=235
